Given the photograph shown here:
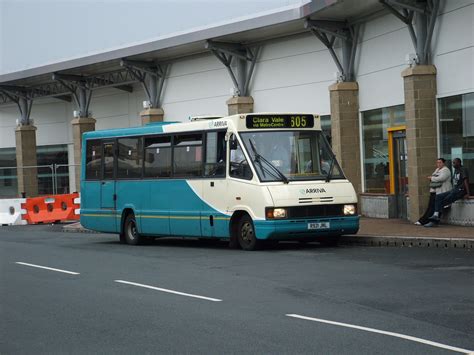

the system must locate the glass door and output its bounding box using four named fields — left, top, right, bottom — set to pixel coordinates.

left=388, top=127, right=408, bottom=219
